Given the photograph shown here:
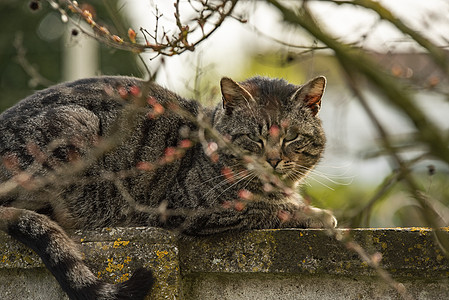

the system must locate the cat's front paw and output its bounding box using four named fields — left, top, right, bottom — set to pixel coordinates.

left=293, top=206, right=337, bottom=229
left=307, top=207, right=337, bottom=228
